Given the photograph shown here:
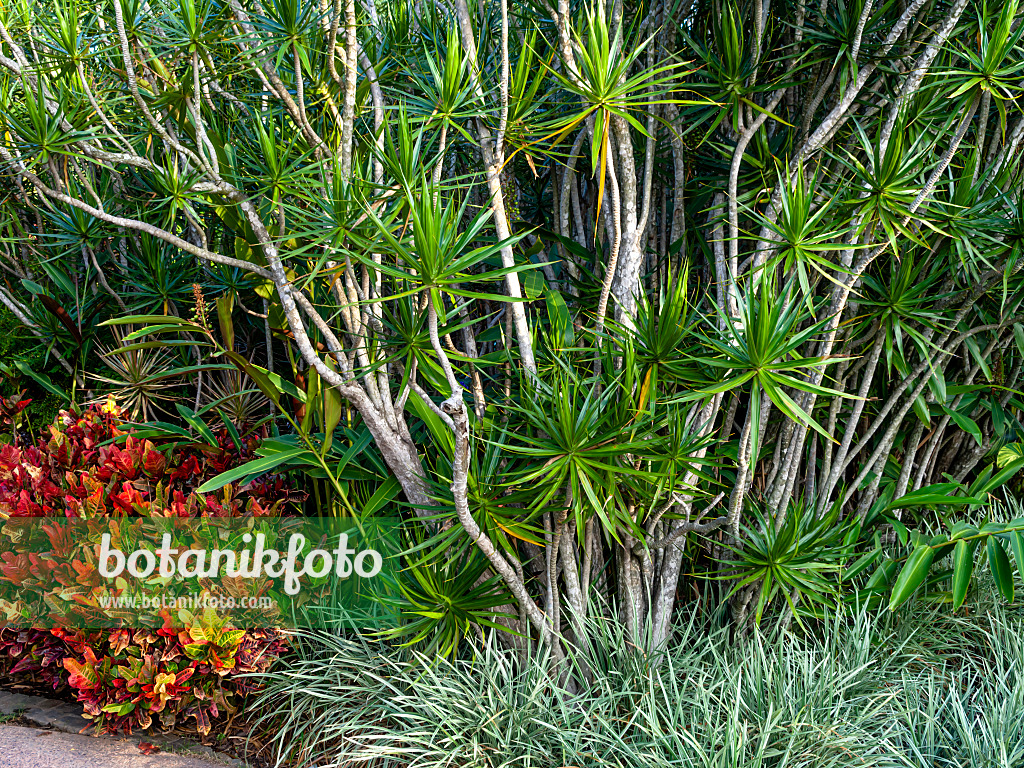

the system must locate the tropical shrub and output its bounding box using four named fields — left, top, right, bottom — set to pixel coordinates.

left=0, top=0, right=1023, bottom=664
left=0, top=401, right=292, bottom=734
left=0, top=401, right=292, bottom=518
left=0, top=626, right=286, bottom=735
